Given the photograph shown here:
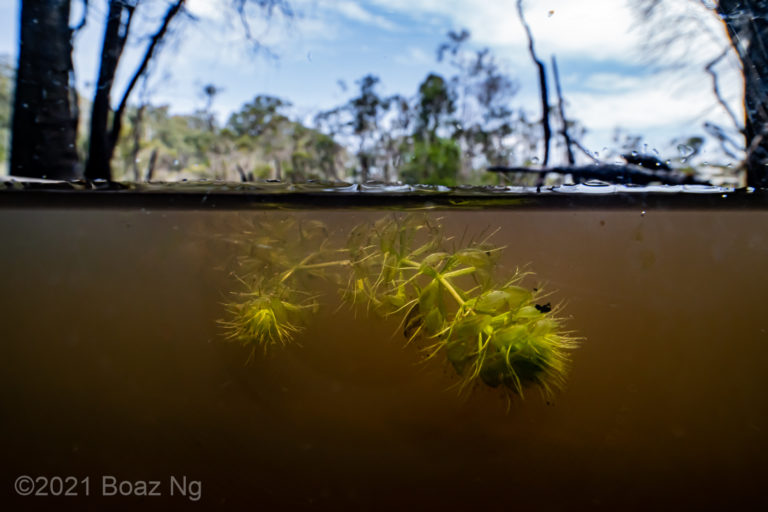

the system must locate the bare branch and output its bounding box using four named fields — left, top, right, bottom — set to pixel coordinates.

left=516, top=0, right=551, bottom=167
left=705, top=47, right=743, bottom=132
left=572, top=139, right=600, bottom=163
left=551, top=55, right=574, bottom=165
left=110, top=0, right=186, bottom=151
left=232, top=0, right=293, bottom=56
